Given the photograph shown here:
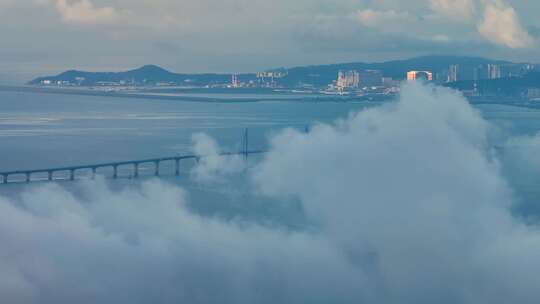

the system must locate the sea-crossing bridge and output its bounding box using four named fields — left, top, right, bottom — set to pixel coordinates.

left=0, top=129, right=266, bottom=185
